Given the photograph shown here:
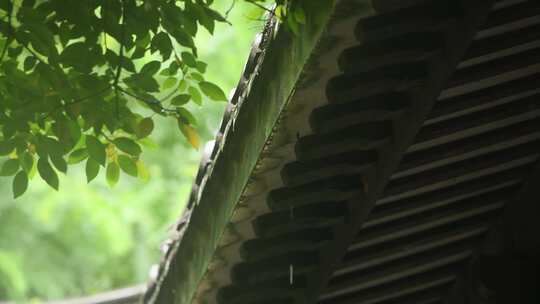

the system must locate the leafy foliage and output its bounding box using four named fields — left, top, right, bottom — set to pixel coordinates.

left=0, top=0, right=265, bottom=299
left=0, top=0, right=308, bottom=197
left=0, top=0, right=314, bottom=297
left=0, top=0, right=232, bottom=197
